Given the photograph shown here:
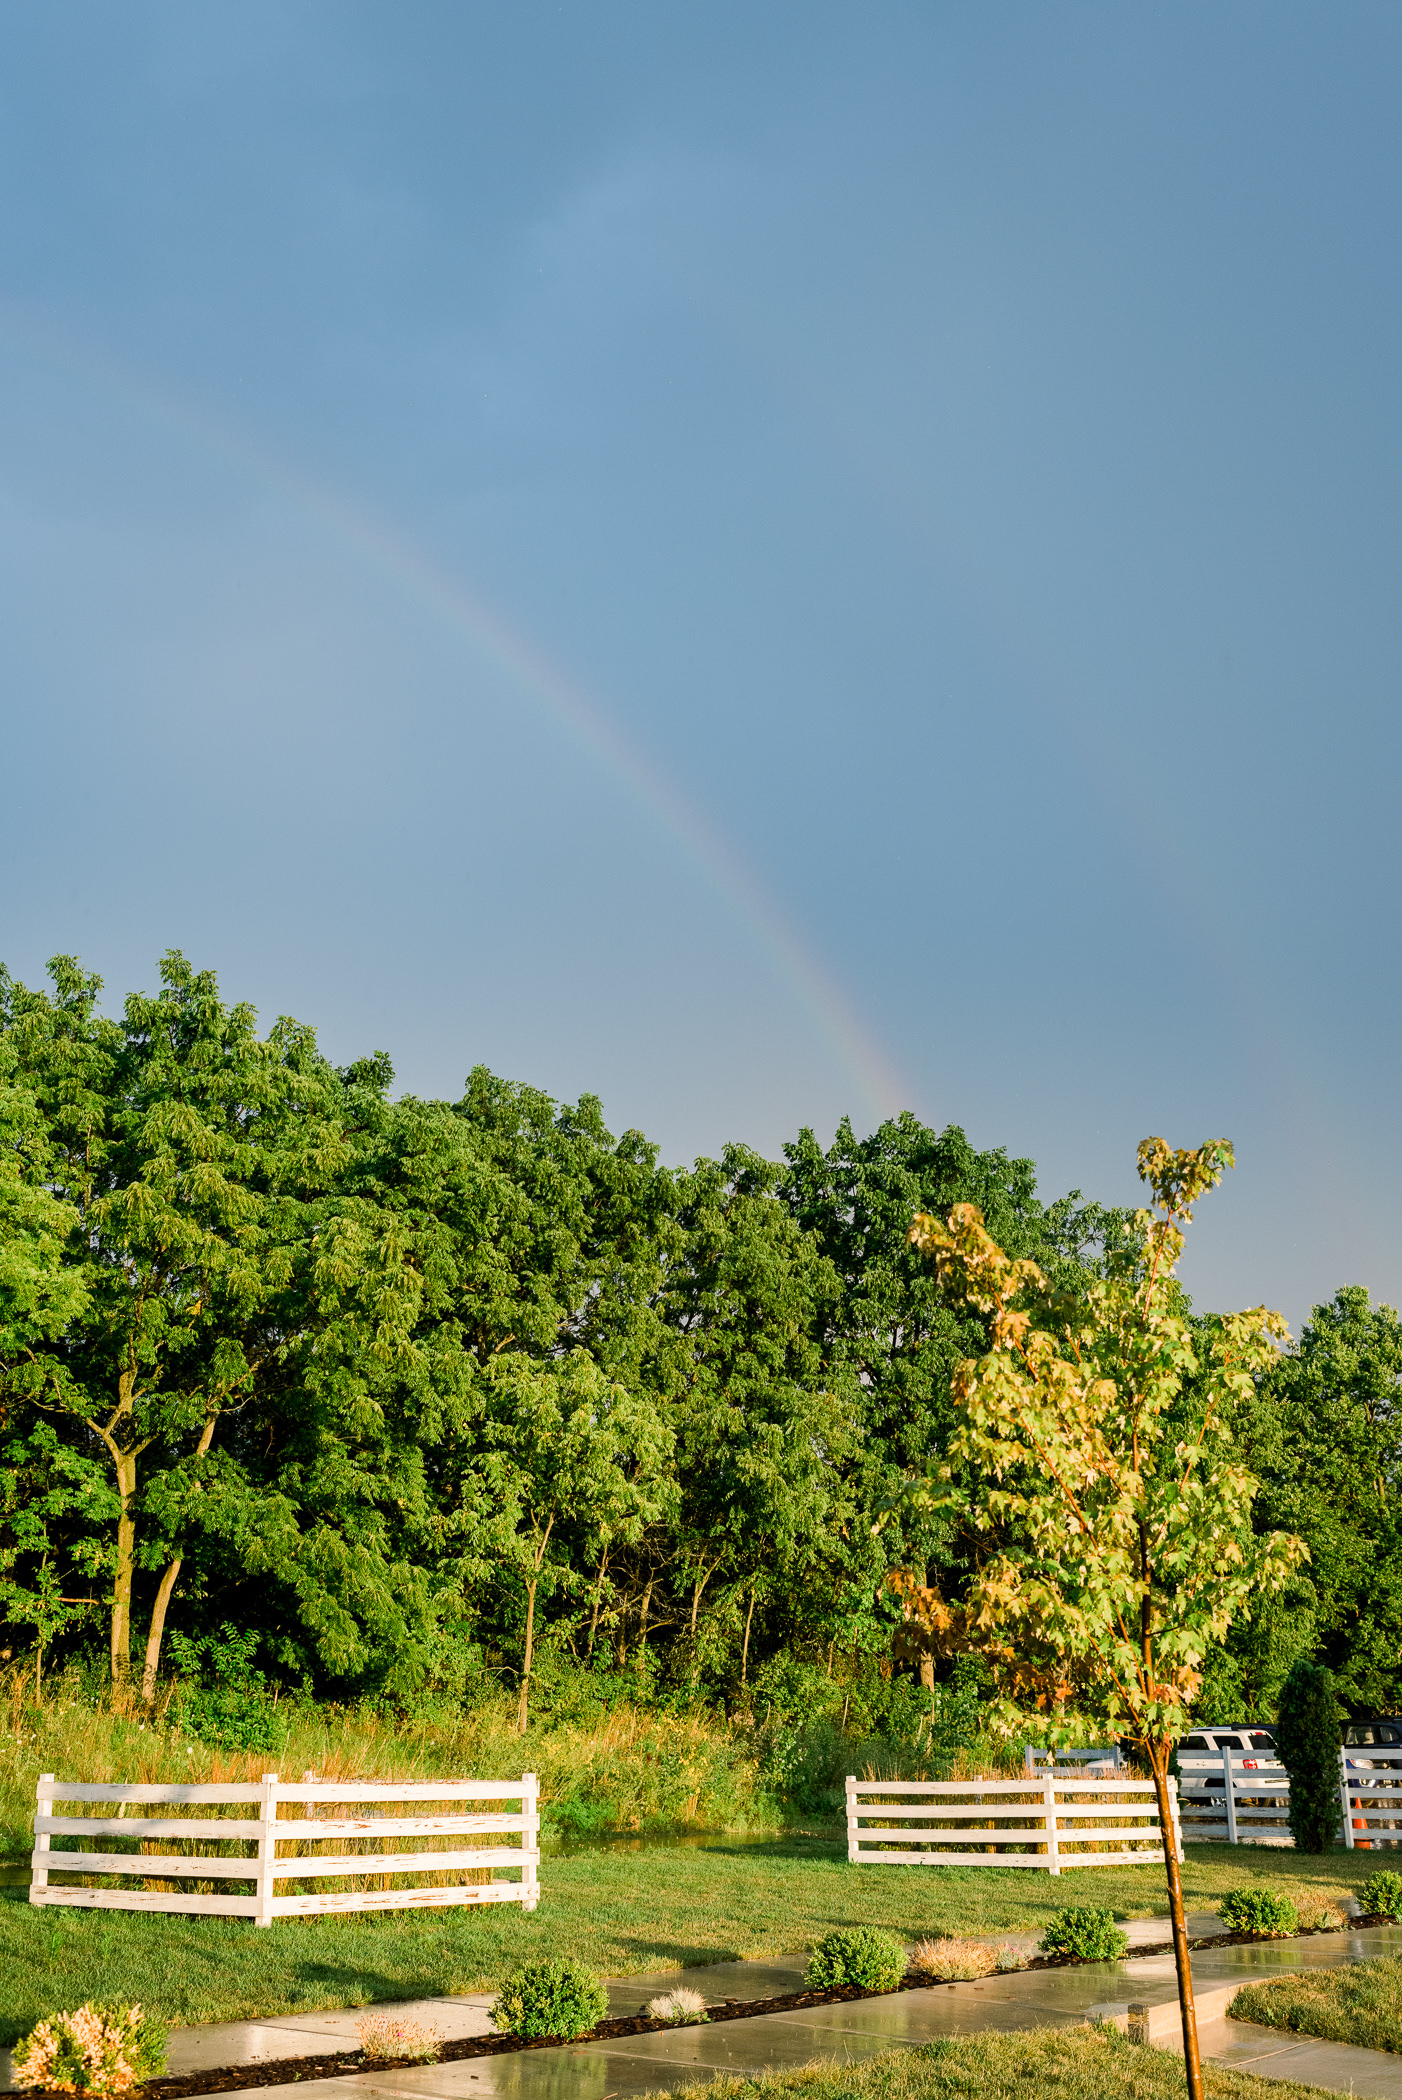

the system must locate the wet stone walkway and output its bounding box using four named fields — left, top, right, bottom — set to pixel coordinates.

left=106, top=1921, right=1402, bottom=2100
